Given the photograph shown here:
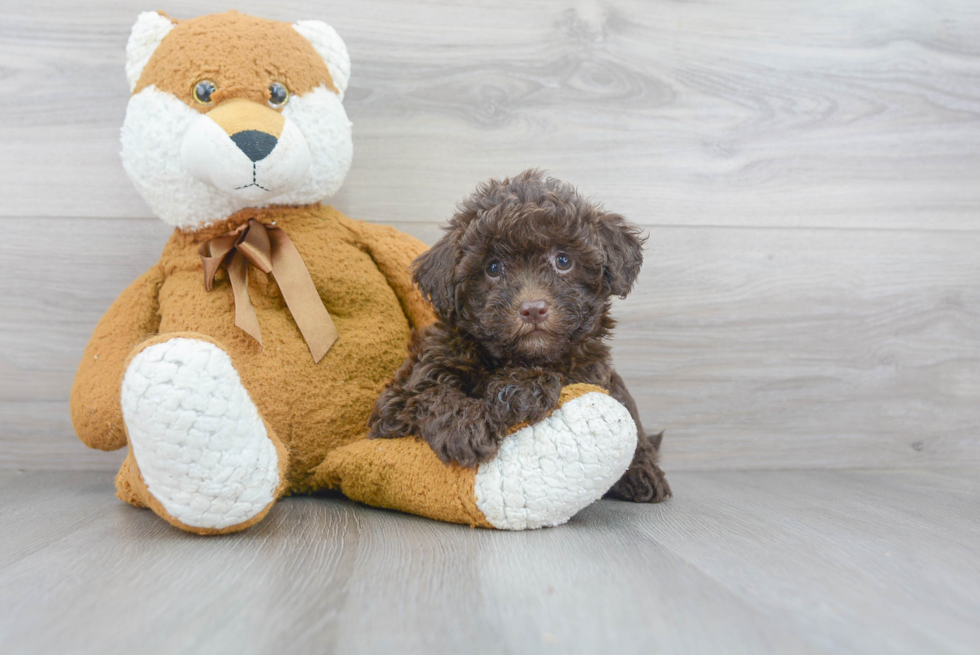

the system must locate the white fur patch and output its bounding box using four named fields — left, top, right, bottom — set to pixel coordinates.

left=268, top=87, right=353, bottom=207
left=293, top=21, right=351, bottom=99
left=120, top=338, right=280, bottom=530
left=474, top=392, right=638, bottom=530
left=121, top=86, right=352, bottom=229
left=181, top=111, right=312, bottom=203
left=125, top=12, right=174, bottom=92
